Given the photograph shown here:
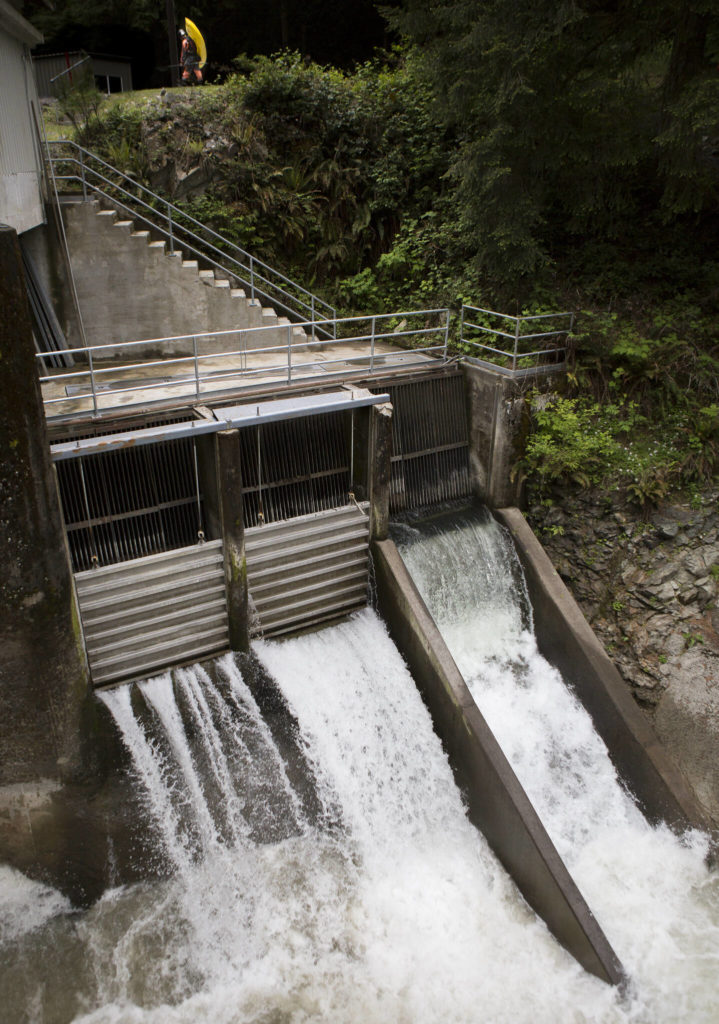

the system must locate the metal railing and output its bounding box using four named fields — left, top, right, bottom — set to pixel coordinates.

left=46, top=139, right=336, bottom=333
left=37, top=308, right=451, bottom=422
left=460, top=305, right=573, bottom=375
